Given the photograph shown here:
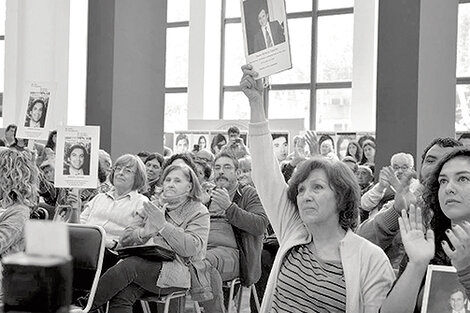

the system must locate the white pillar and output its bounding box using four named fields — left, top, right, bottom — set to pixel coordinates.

left=3, top=0, right=86, bottom=129
left=350, top=0, right=378, bottom=132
